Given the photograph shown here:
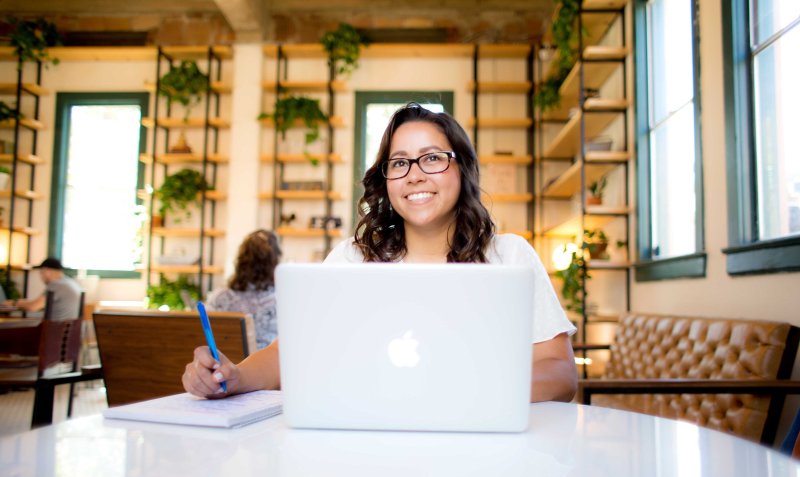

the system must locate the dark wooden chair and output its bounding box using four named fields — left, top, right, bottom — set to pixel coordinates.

left=0, top=291, right=102, bottom=427
left=93, top=309, right=255, bottom=407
